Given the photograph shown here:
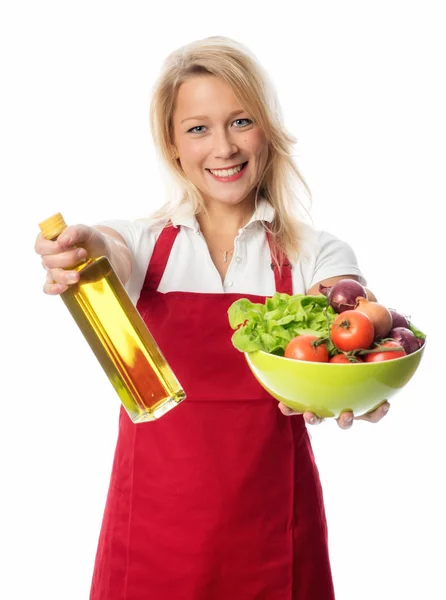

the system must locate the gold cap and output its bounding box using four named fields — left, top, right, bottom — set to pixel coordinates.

left=39, top=213, right=67, bottom=240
